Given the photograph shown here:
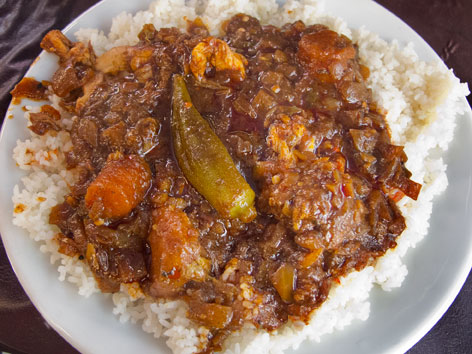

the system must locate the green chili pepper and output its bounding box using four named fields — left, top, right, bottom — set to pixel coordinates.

left=171, top=75, right=257, bottom=222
